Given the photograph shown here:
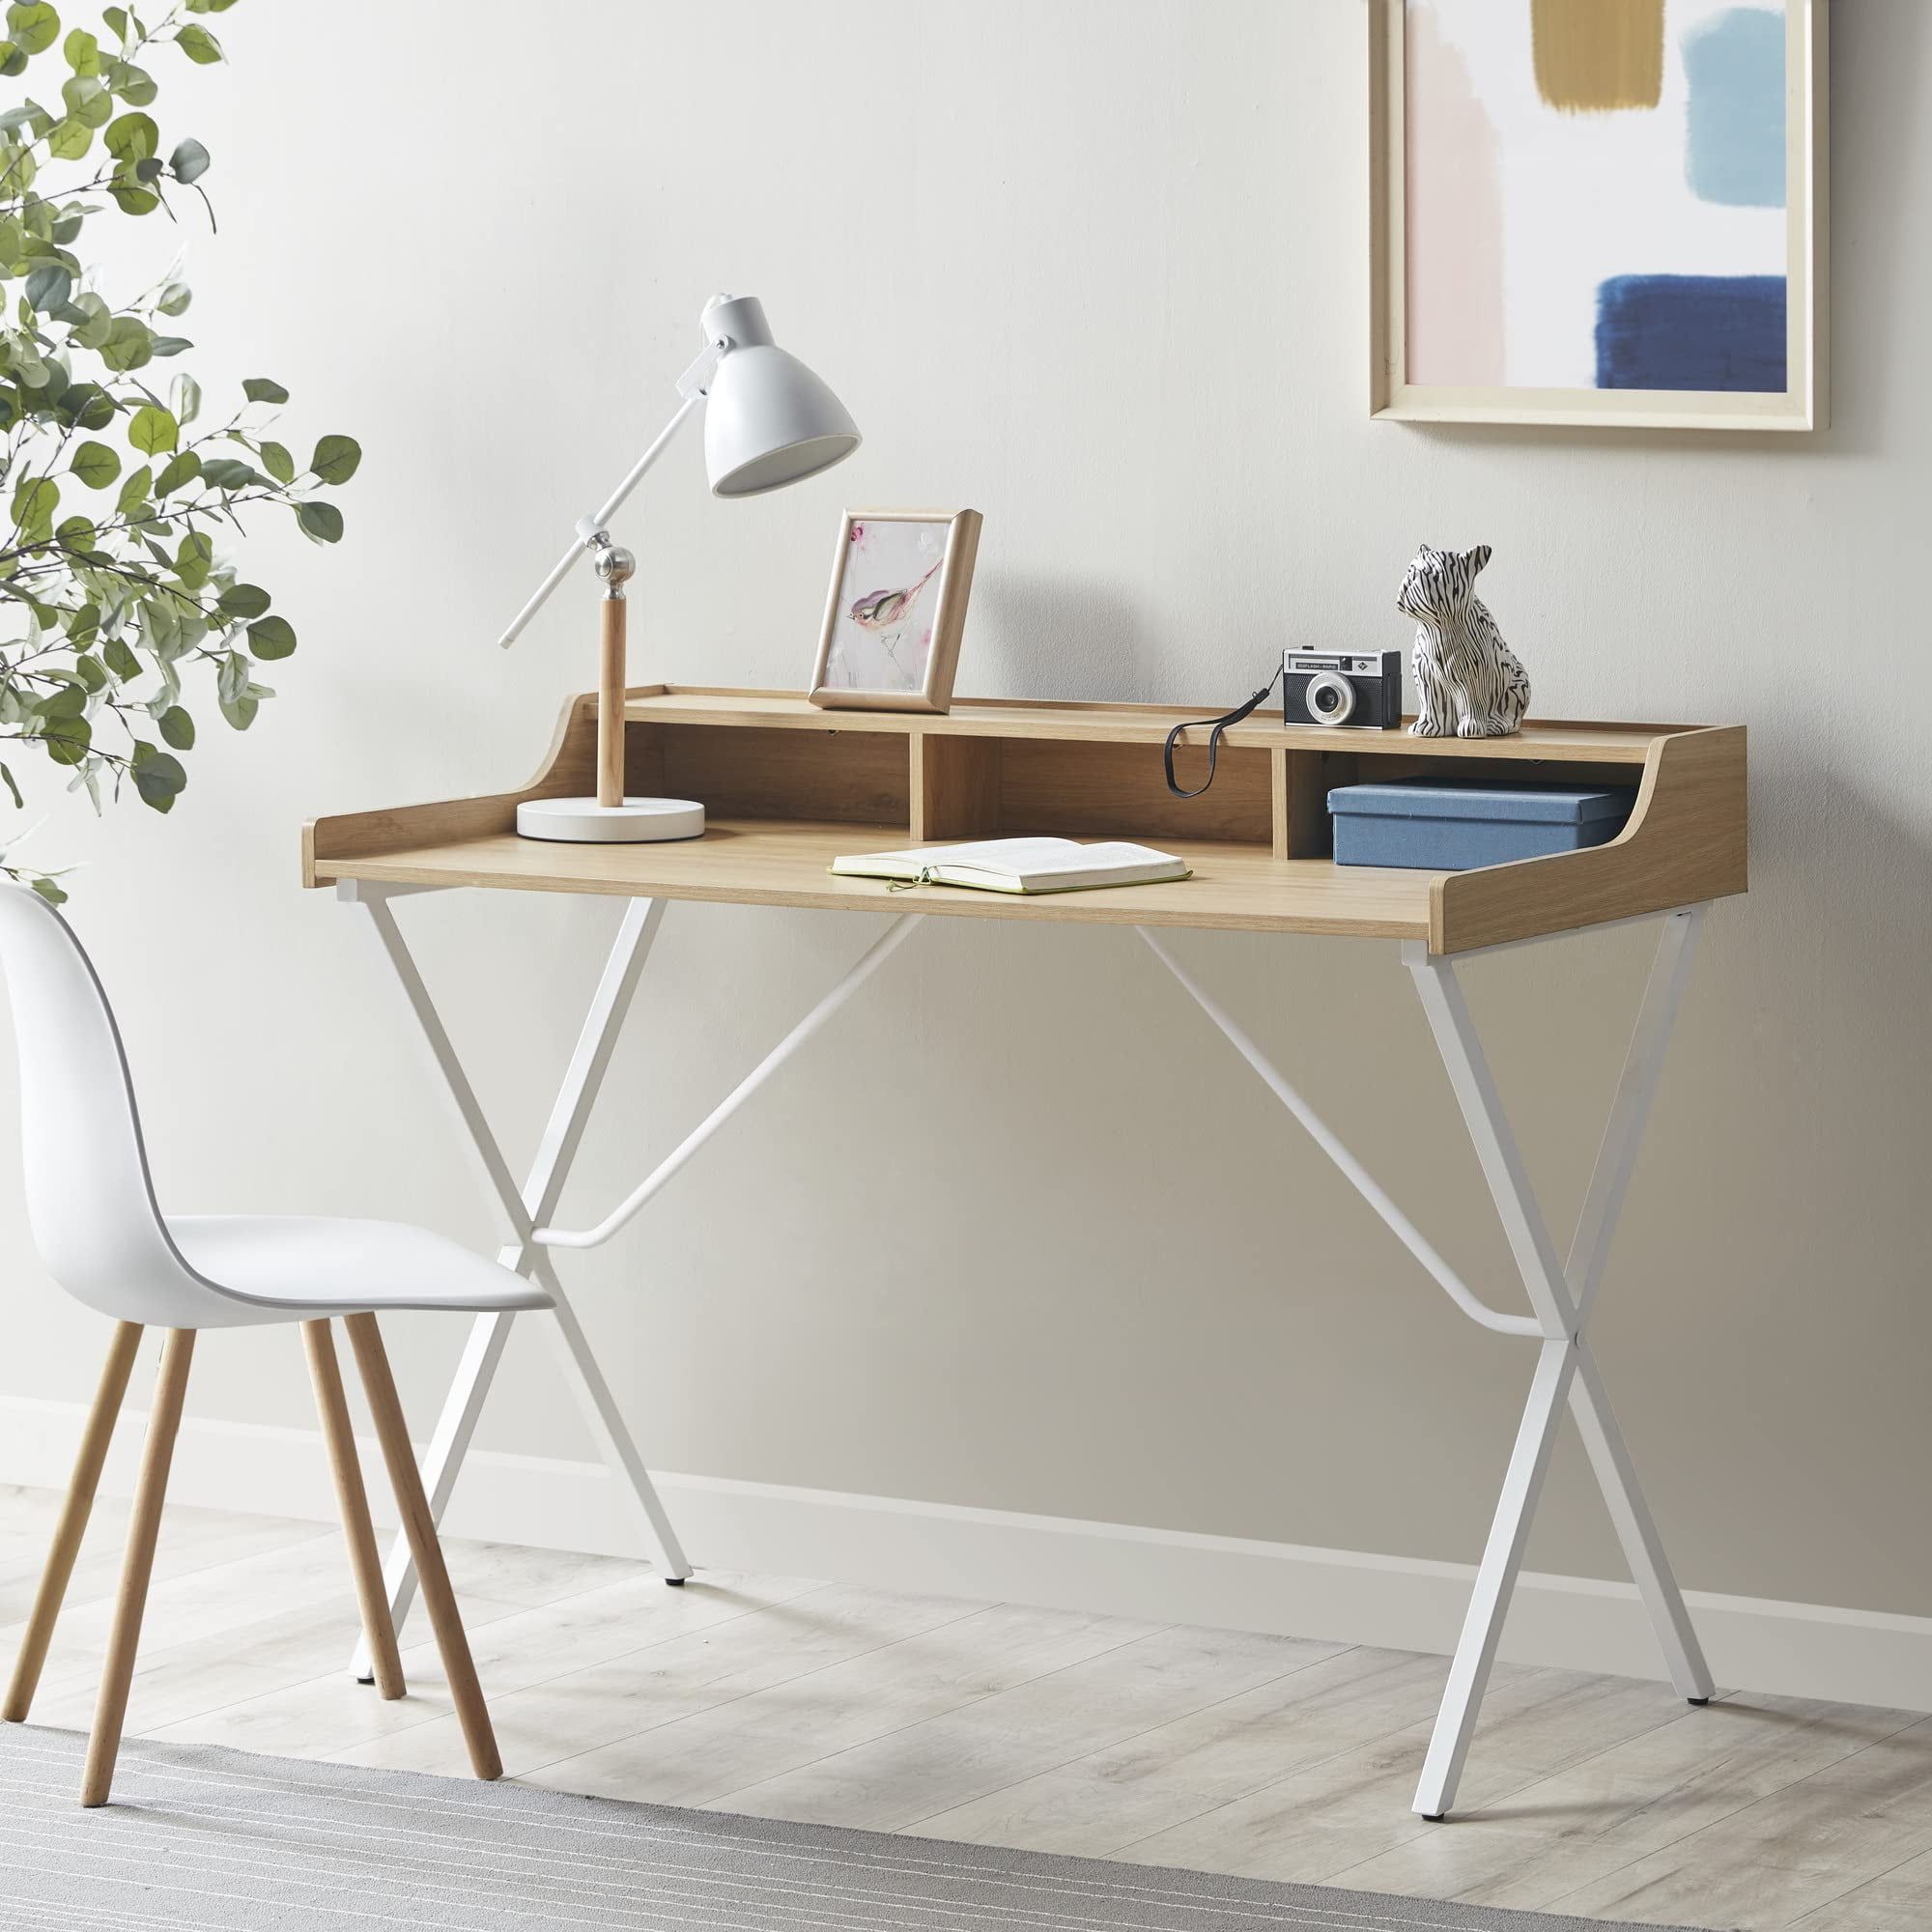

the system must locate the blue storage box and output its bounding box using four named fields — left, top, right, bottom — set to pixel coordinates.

left=1327, top=778, right=1637, bottom=871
